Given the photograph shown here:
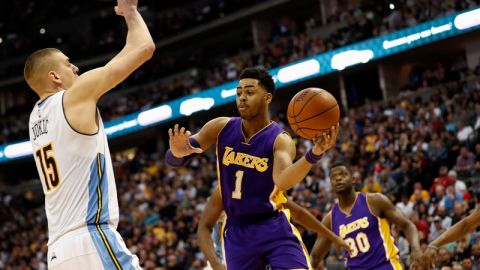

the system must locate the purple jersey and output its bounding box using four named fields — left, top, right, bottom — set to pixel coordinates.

left=216, top=117, right=287, bottom=224
left=331, top=193, right=401, bottom=270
